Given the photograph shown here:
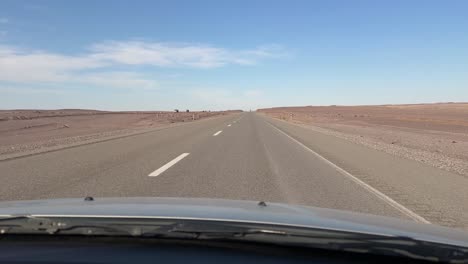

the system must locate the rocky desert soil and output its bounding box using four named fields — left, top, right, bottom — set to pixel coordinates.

left=258, top=103, right=468, bottom=177
left=0, top=109, right=240, bottom=159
